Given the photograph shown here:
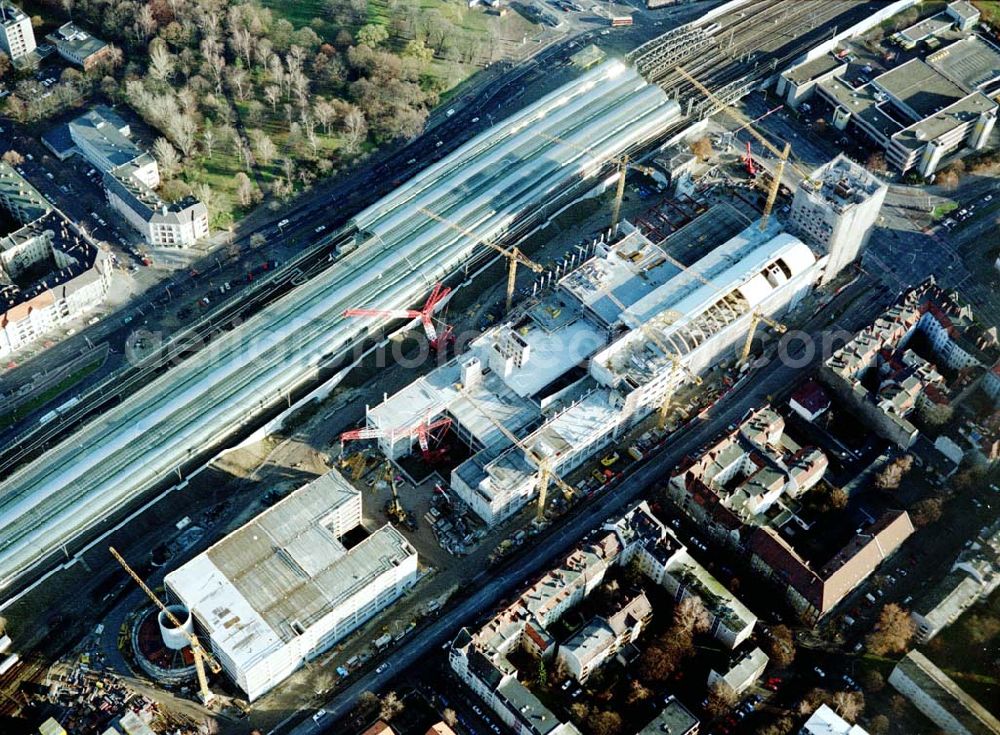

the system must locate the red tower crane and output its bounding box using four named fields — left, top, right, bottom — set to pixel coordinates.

left=343, top=282, right=454, bottom=350
left=340, top=414, right=453, bottom=463
left=743, top=140, right=757, bottom=177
